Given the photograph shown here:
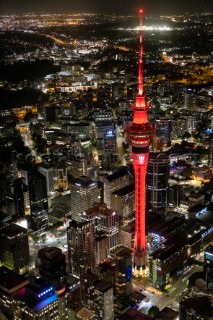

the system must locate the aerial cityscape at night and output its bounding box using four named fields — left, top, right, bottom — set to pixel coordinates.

left=0, top=1, right=213, bottom=319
